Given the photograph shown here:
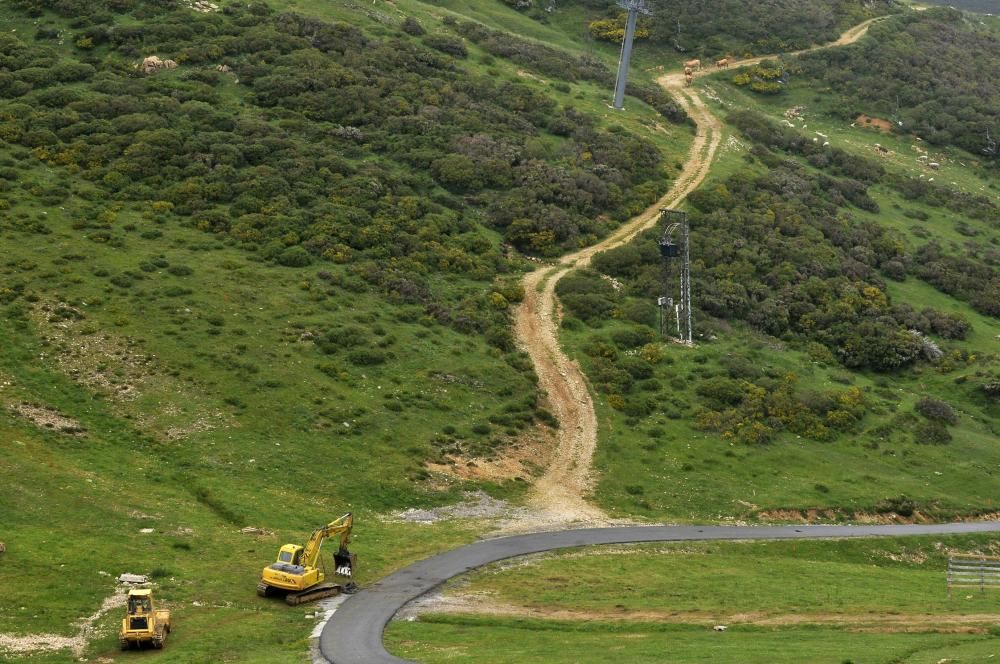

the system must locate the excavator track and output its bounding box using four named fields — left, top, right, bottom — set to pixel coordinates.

left=284, top=582, right=343, bottom=606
